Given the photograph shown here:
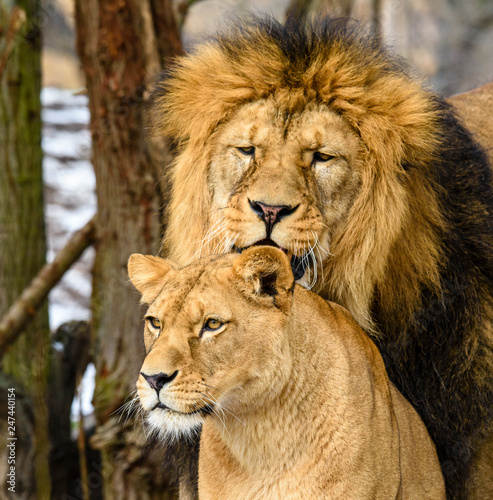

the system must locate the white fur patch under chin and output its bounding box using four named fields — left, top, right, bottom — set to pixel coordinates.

left=145, top=408, right=205, bottom=443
